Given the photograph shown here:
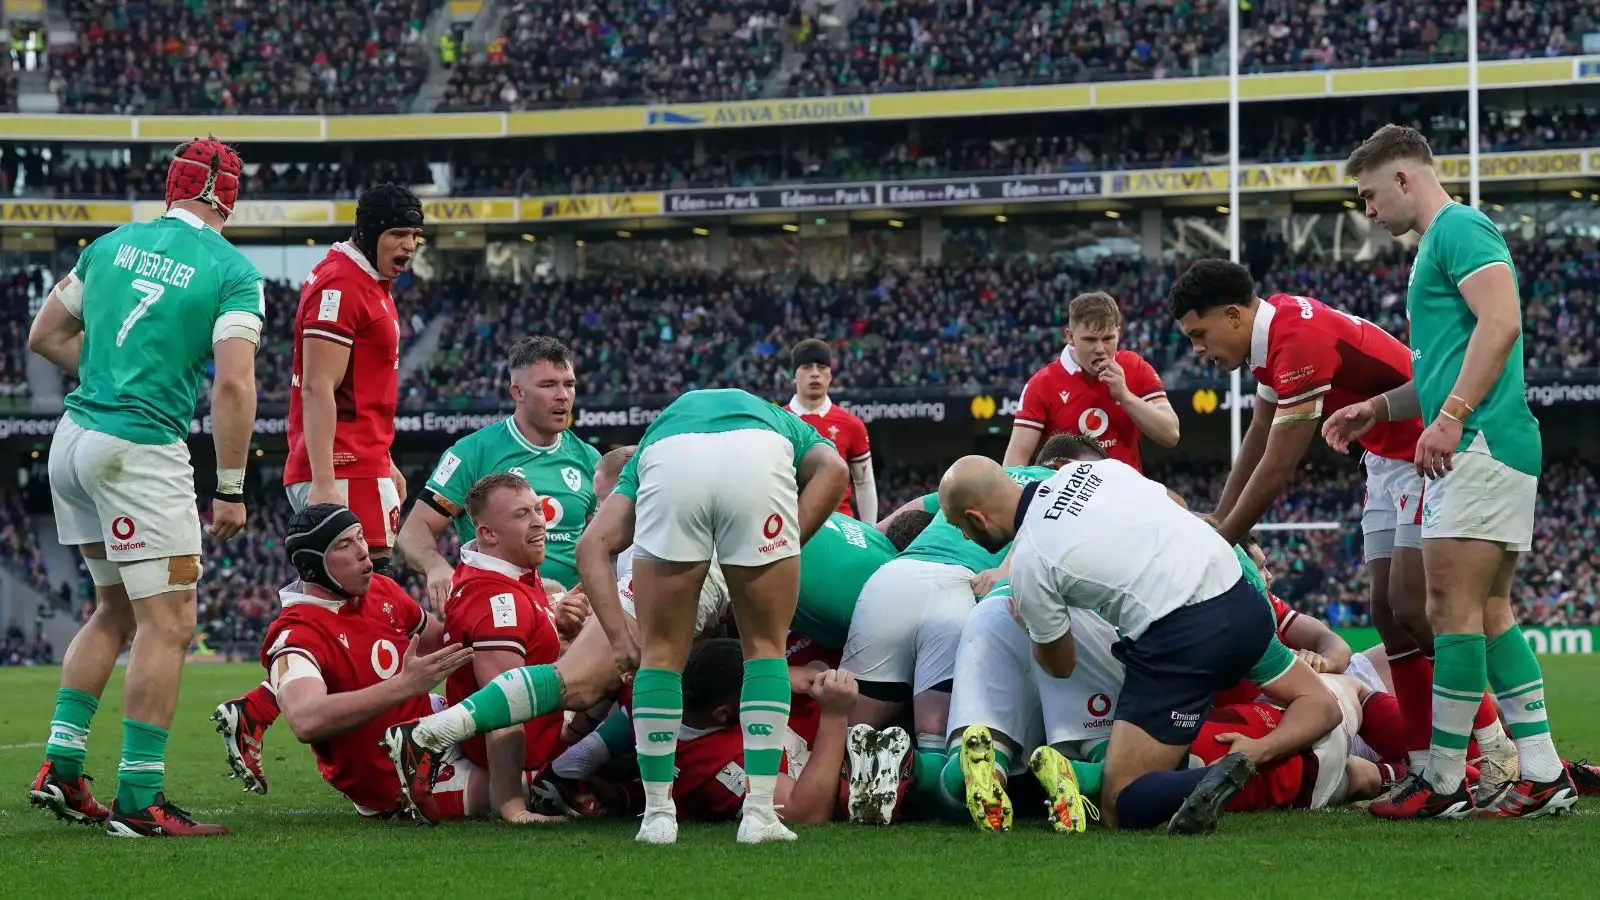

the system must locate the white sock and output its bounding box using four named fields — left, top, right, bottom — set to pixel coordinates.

left=642, top=780, right=673, bottom=815
left=550, top=730, right=610, bottom=781
left=414, top=705, right=474, bottom=752
left=1474, top=717, right=1514, bottom=756
left=745, top=775, right=778, bottom=812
